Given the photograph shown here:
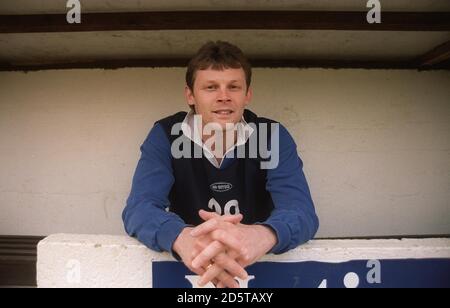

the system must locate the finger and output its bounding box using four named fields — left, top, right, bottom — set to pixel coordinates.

left=198, top=210, right=219, bottom=220
left=200, top=266, right=241, bottom=289
left=191, top=240, right=224, bottom=269
left=210, top=229, right=247, bottom=256
left=210, top=267, right=240, bottom=289
left=214, top=252, right=248, bottom=280
left=192, top=238, right=211, bottom=259
left=199, top=210, right=243, bottom=224
left=191, top=218, right=240, bottom=238
left=190, top=218, right=223, bottom=237
left=197, top=251, right=248, bottom=287
left=191, top=247, right=199, bottom=259
left=226, top=245, right=251, bottom=266
left=189, top=266, right=205, bottom=277
left=194, top=235, right=213, bottom=250
left=198, top=263, right=224, bottom=287
left=217, top=271, right=240, bottom=288
left=212, top=278, right=220, bottom=288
